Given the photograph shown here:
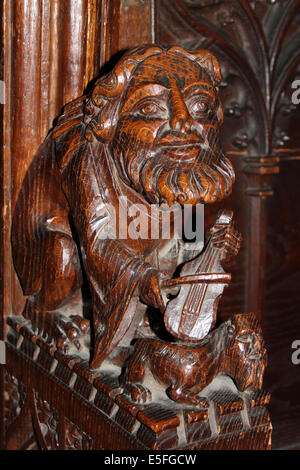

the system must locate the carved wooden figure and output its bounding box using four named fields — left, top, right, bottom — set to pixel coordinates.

left=12, top=45, right=236, bottom=366
left=9, top=44, right=271, bottom=450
